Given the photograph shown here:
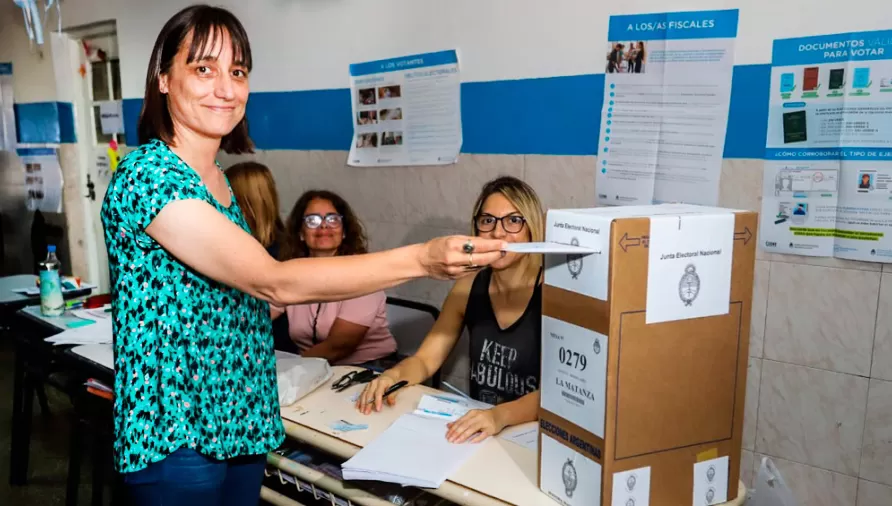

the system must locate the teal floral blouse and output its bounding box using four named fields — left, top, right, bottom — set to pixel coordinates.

left=101, top=139, right=284, bottom=473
